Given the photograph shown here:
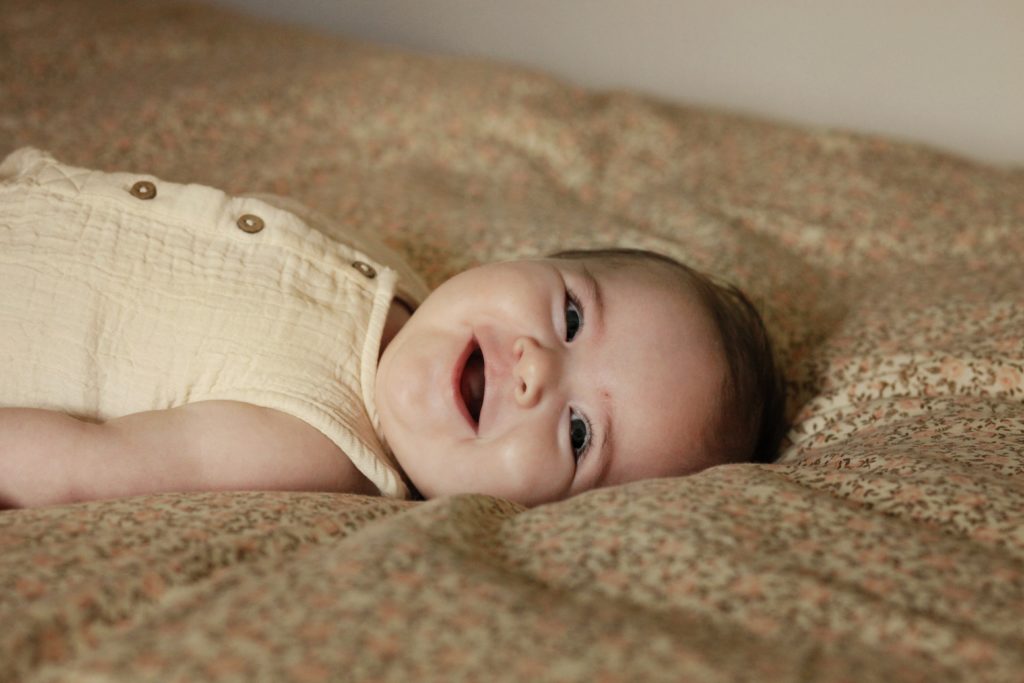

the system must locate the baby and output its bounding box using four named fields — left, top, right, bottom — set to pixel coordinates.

left=0, top=149, right=785, bottom=508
